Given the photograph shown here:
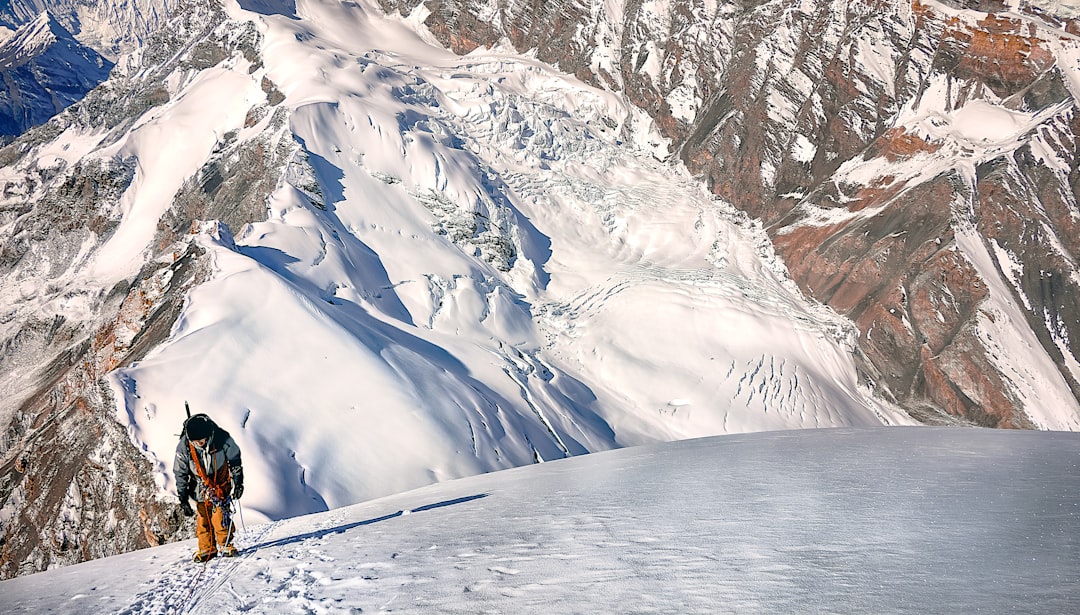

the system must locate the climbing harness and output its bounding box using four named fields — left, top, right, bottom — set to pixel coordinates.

left=187, top=437, right=239, bottom=557
left=188, top=441, right=229, bottom=503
